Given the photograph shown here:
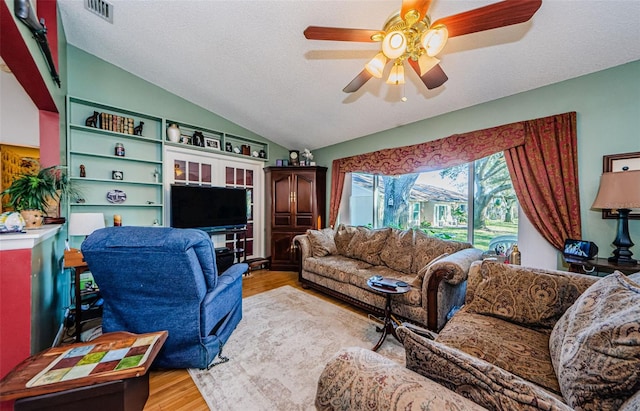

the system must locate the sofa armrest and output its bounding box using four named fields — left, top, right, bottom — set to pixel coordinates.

left=397, top=327, right=572, bottom=411
left=423, top=247, right=483, bottom=331
left=316, top=347, right=488, bottom=411
left=293, top=234, right=311, bottom=277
